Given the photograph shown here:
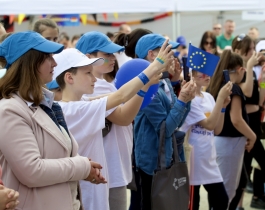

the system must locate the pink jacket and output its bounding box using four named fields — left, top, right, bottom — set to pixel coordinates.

left=0, top=94, right=91, bottom=210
